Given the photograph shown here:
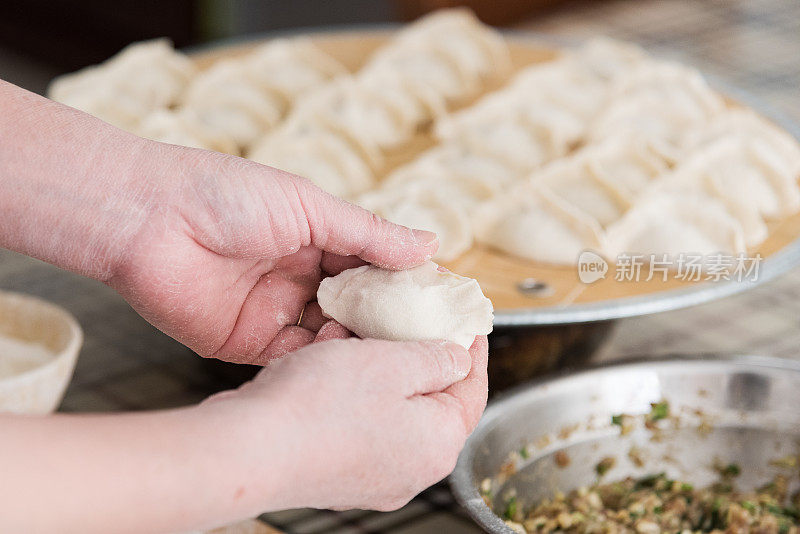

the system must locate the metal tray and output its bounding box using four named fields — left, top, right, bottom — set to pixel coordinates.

left=451, top=355, right=800, bottom=532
